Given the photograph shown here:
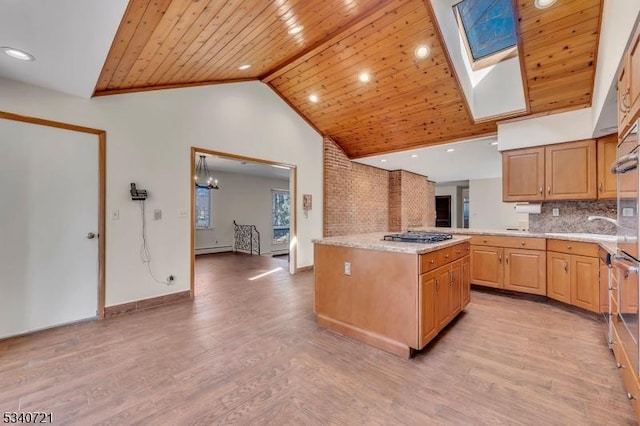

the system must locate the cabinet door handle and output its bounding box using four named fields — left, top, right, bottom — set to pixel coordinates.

left=563, top=261, right=568, bottom=272
left=505, top=254, right=509, bottom=264
left=599, top=182, right=603, bottom=193
left=547, top=186, right=551, bottom=195
left=520, top=241, right=526, bottom=246
left=429, top=259, right=435, bottom=265
left=499, top=254, right=502, bottom=264
left=539, top=186, right=543, bottom=195
left=622, top=88, right=631, bottom=111
left=435, top=279, right=439, bottom=293
left=451, top=271, right=455, bottom=283
left=567, top=245, right=572, bottom=250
